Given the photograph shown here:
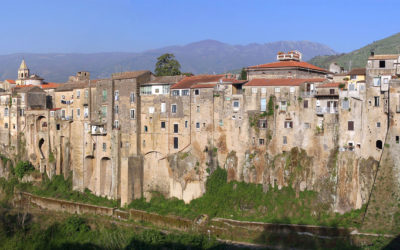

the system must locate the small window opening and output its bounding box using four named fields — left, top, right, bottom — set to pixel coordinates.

left=376, top=140, right=383, bottom=149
